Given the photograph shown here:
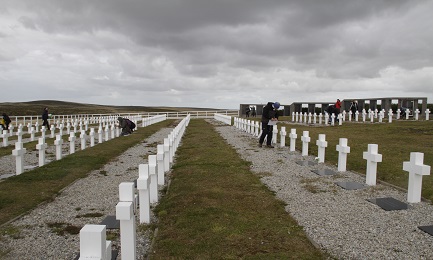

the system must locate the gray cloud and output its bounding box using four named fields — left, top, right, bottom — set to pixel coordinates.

left=0, top=0, right=432, bottom=108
